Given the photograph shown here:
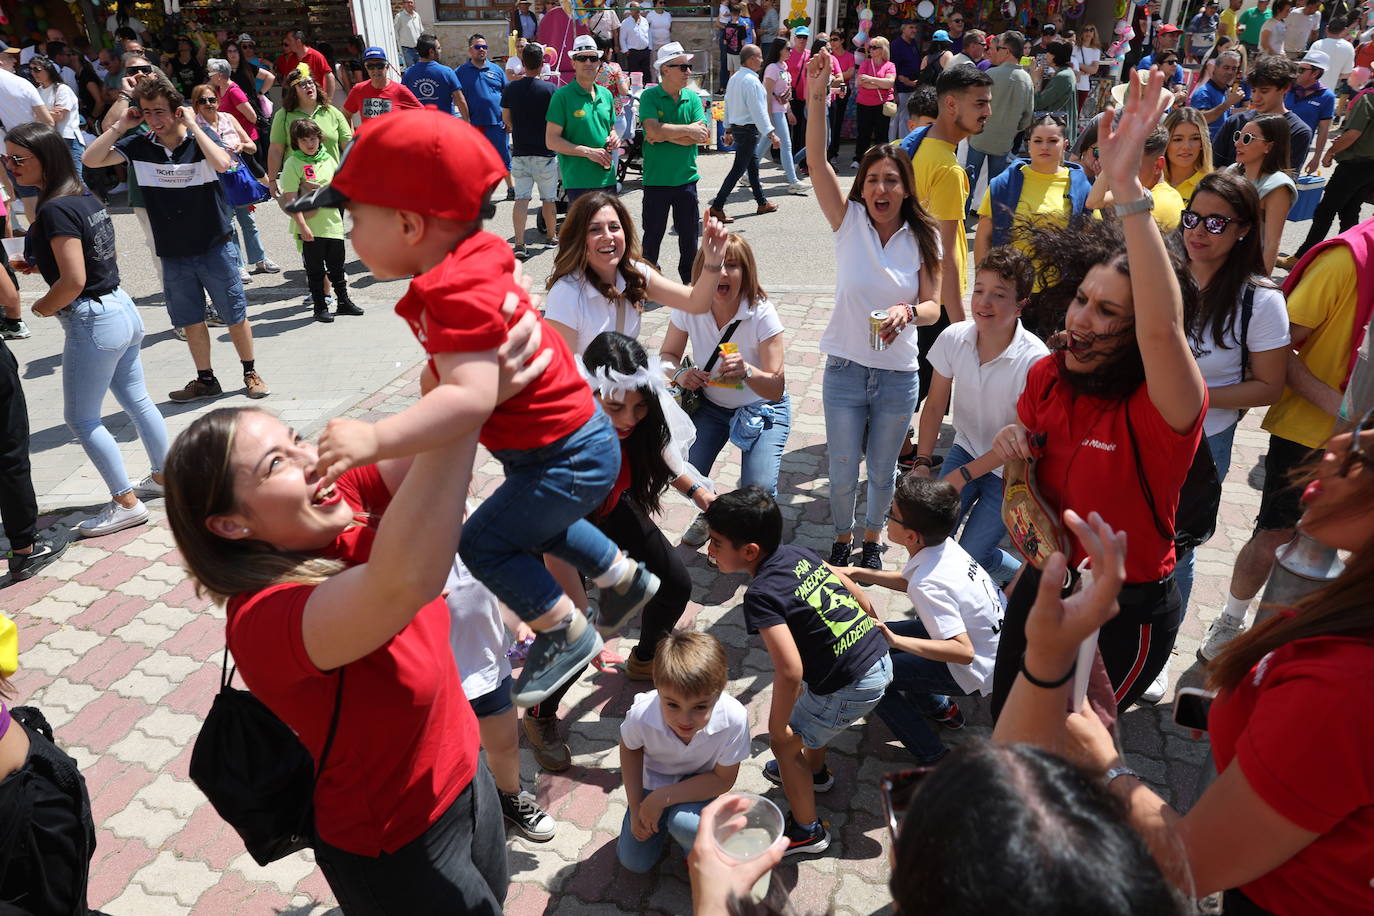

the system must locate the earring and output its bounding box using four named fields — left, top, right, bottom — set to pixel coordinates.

left=241, top=528, right=250, bottom=534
